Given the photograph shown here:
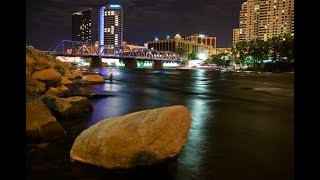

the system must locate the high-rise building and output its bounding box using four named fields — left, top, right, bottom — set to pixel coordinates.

left=99, top=4, right=123, bottom=52
left=72, top=9, right=92, bottom=42
left=233, top=0, right=294, bottom=44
